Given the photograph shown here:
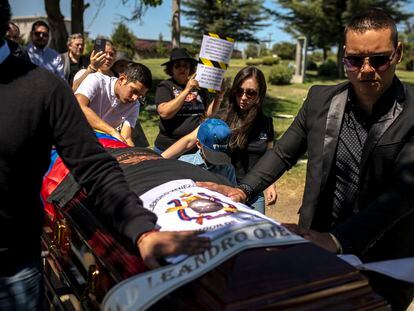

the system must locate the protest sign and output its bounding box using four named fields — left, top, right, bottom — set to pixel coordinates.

left=196, top=33, right=234, bottom=91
